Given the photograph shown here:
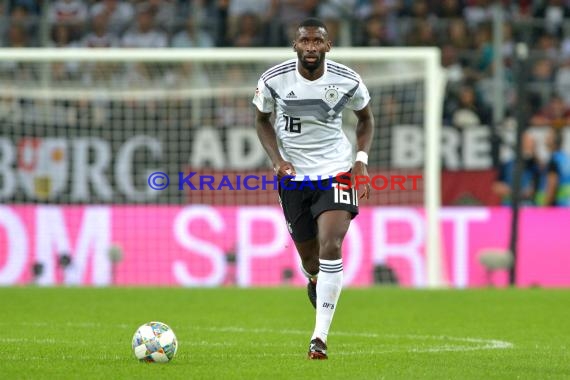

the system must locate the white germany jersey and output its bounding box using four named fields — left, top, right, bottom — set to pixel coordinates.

left=253, top=58, right=370, bottom=180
